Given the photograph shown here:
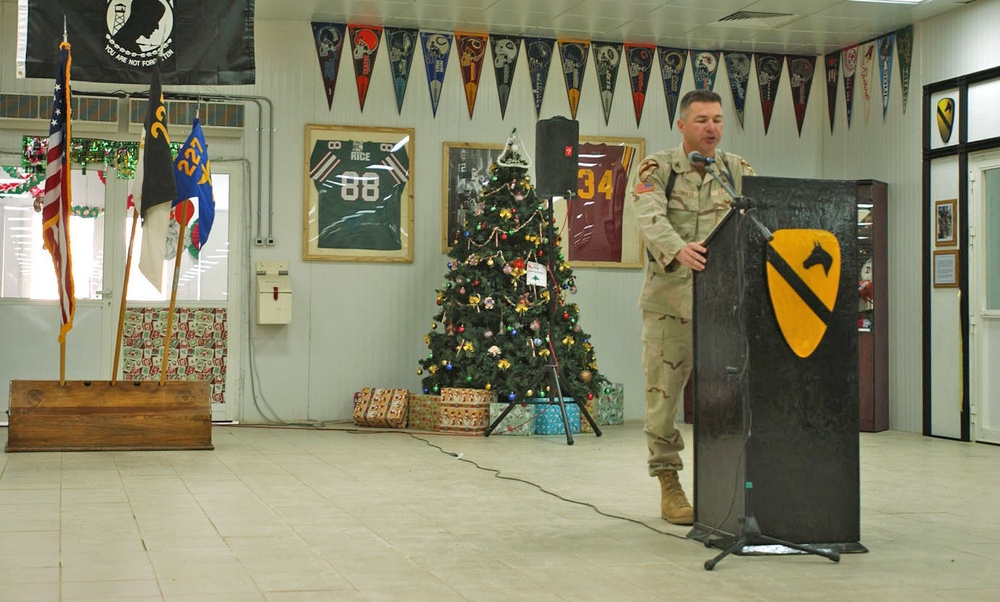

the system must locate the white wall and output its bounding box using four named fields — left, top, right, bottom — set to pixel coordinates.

left=3, top=0, right=998, bottom=429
